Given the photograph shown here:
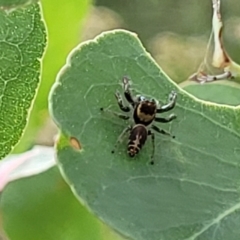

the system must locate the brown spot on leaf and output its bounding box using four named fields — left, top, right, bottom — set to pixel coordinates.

left=70, top=137, right=82, bottom=150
